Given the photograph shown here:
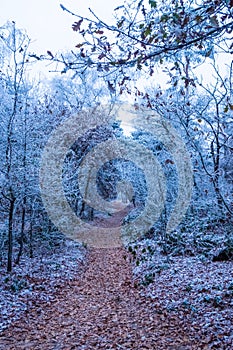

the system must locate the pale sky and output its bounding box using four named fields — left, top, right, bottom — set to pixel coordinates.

left=0, top=0, right=120, bottom=53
